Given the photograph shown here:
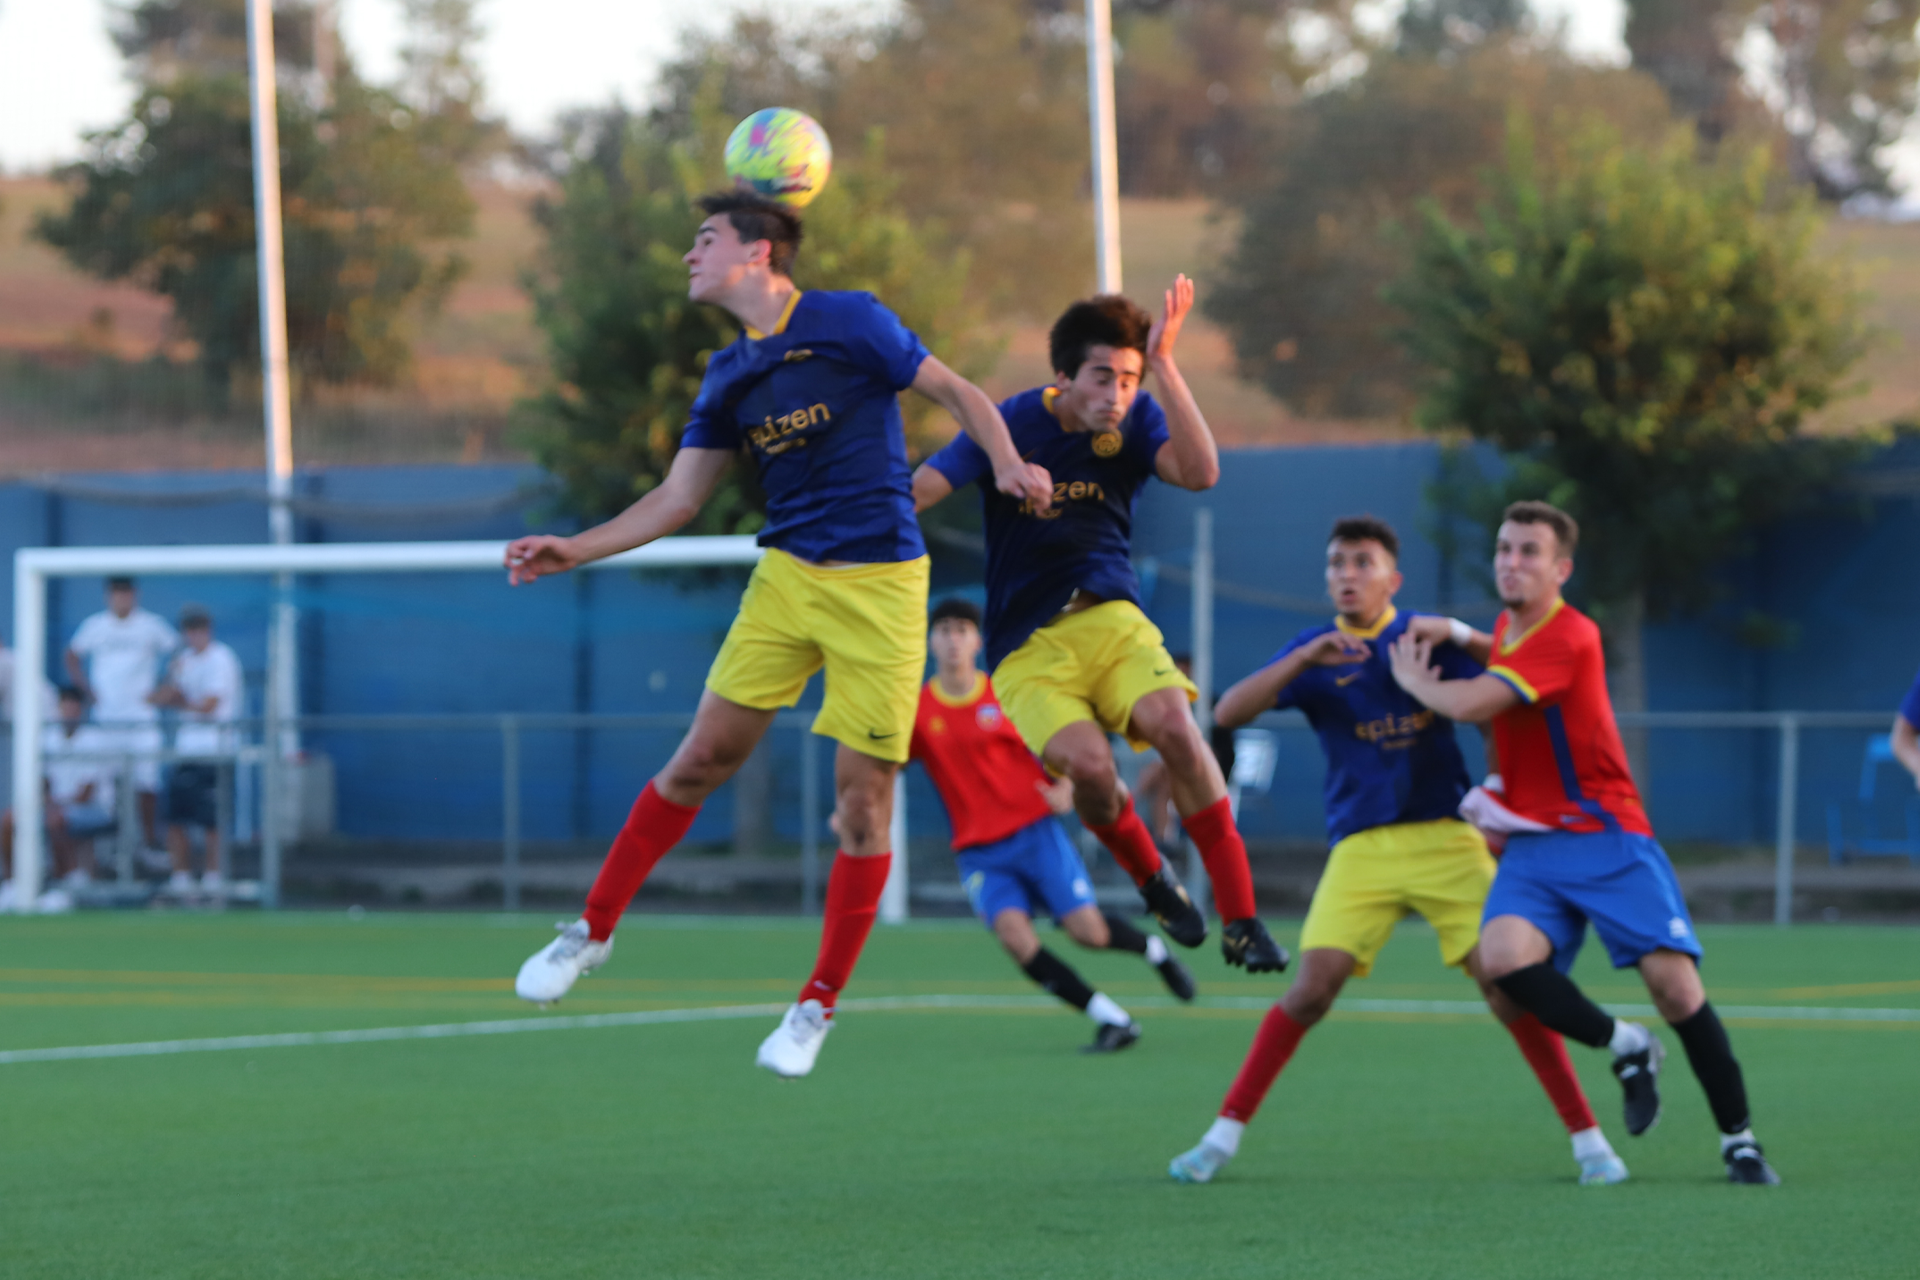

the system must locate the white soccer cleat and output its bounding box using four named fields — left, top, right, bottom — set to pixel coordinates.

left=755, top=1000, right=832, bottom=1078
left=515, top=919, right=612, bottom=1007
left=0, top=880, right=17, bottom=914
left=163, top=870, right=196, bottom=902
left=33, top=887, right=75, bottom=915
left=1578, top=1153, right=1630, bottom=1186
left=1168, top=1140, right=1234, bottom=1185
